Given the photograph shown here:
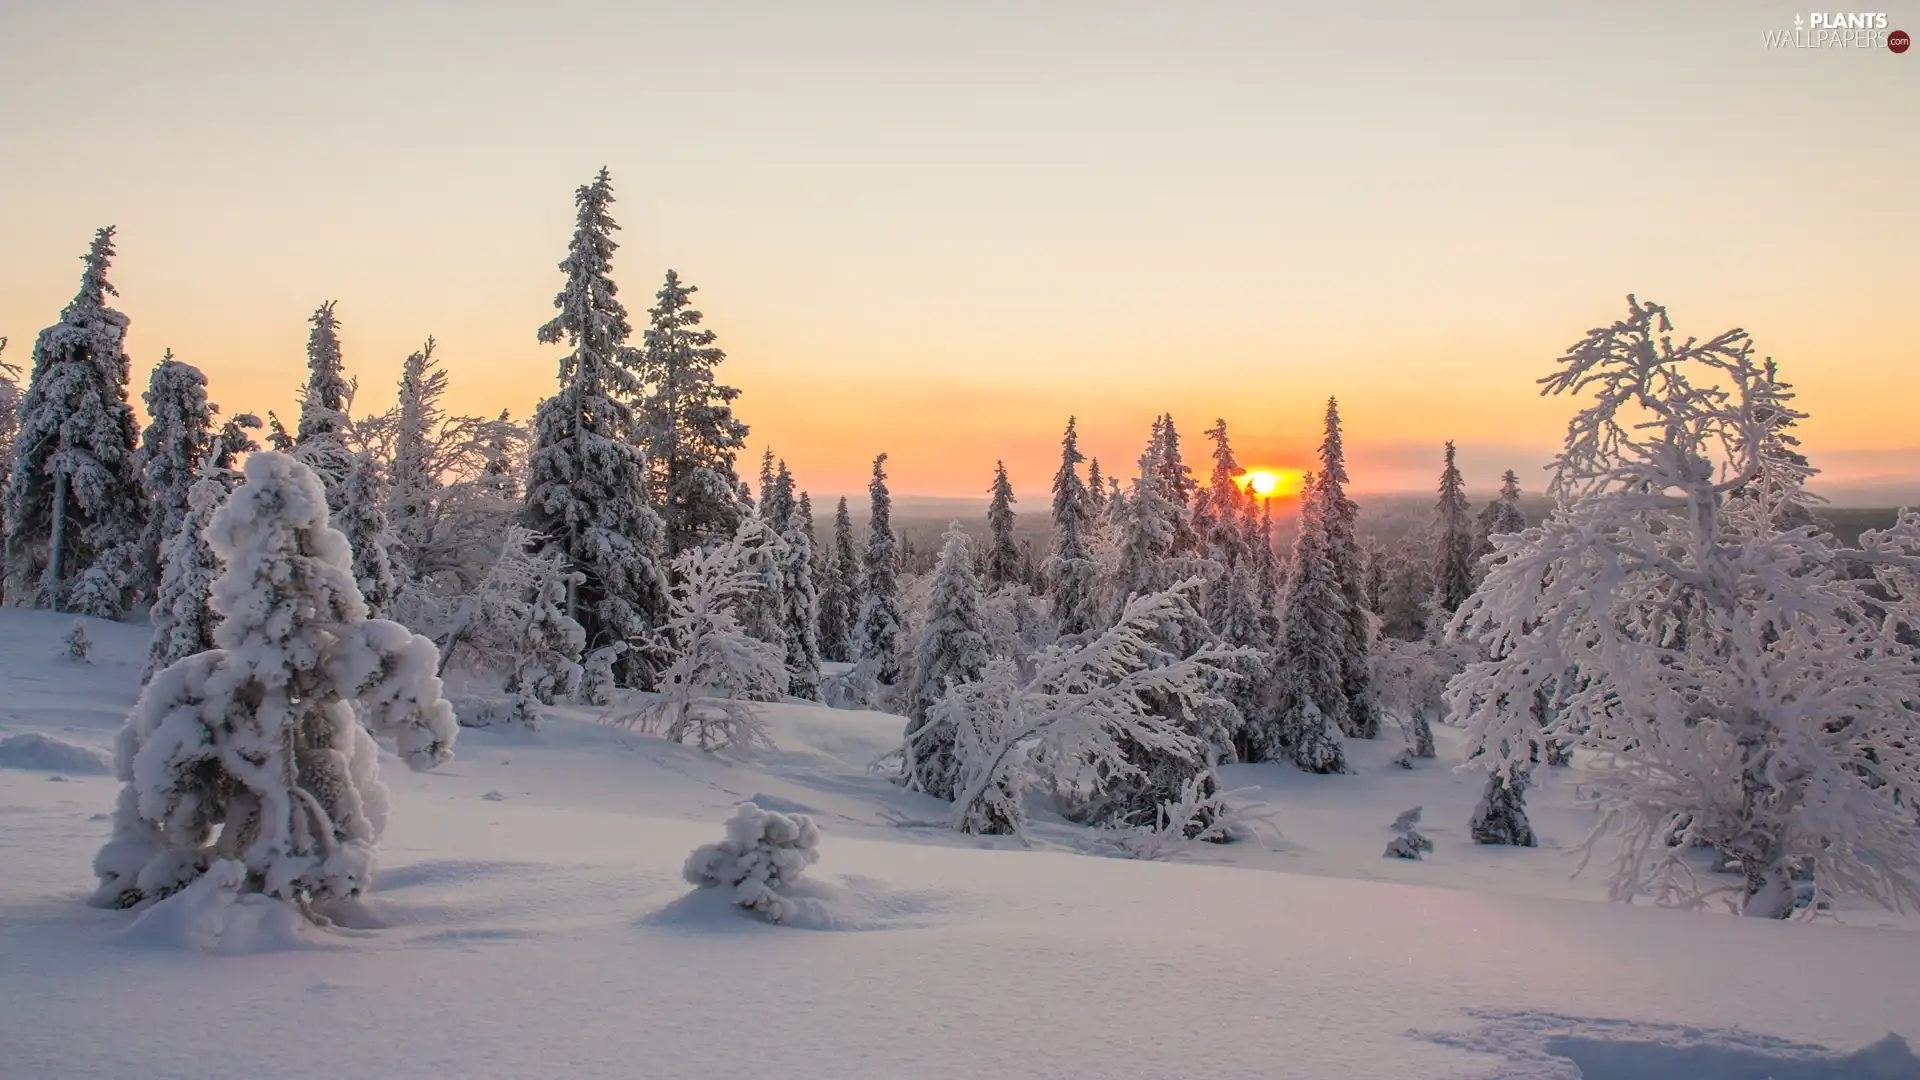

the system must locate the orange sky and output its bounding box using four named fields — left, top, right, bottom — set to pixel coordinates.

left=2, top=3, right=1914, bottom=504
